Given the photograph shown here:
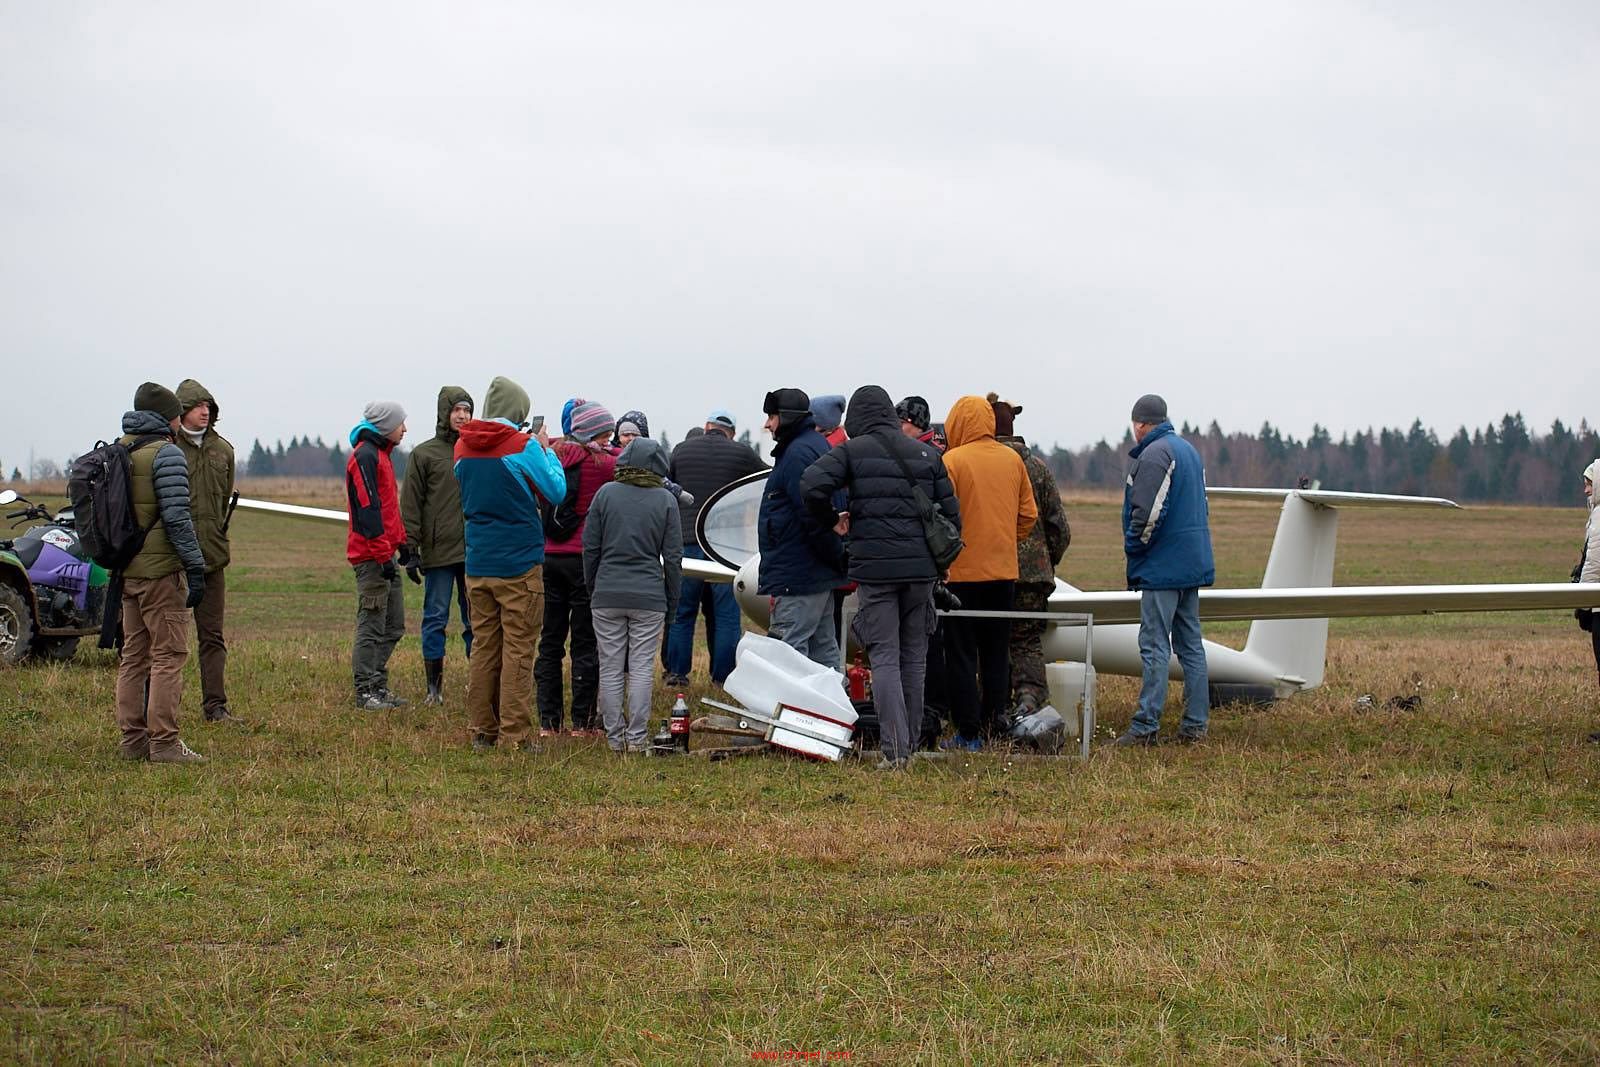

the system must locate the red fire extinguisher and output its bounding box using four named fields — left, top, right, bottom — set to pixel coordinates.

left=847, top=654, right=871, bottom=703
